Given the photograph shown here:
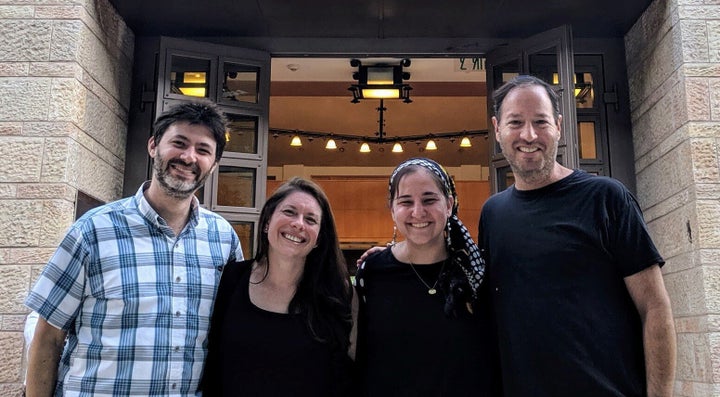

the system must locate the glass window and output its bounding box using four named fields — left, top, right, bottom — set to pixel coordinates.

left=222, top=62, right=259, bottom=104
left=578, top=121, right=598, bottom=160
left=224, top=113, right=259, bottom=154
left=231, top=221, right=255, bottom=260
left=217, top=165, right=257, bottom=208
left=169, top=56, right=211, bottom=98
